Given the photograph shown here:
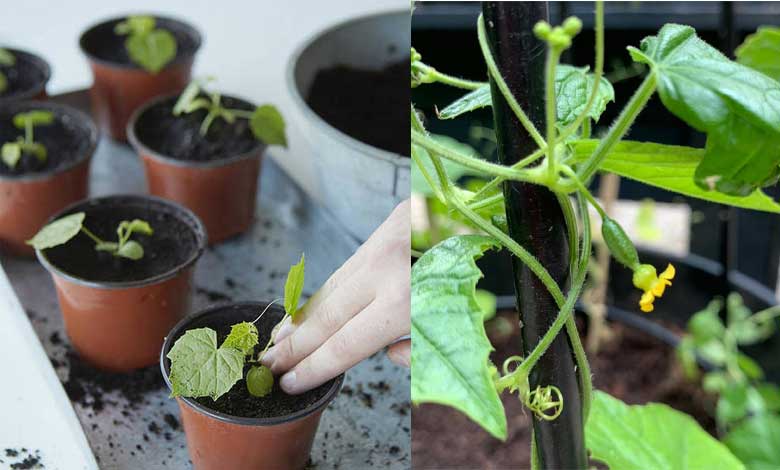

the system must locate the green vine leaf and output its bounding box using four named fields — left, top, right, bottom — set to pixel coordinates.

left=555, top=64, right=614, bottom=127
left=736, top=26, right=780, bottom=81
left=250, top=105, right=287, bottom=148
left=116, top=16, right=177, bottom=74
left=284, top=254, right=305, bottom=322
left=438, top=85, right=491, bottom=120
left=411, top=235, right=506, bottom=440
left=27, top=212, right=85, bottom=250
left=586, top=391, right=745, bottom=470
left=629, top=24, right=780, bottom=196
left=167, top=327, right=244, bottom=401
left=222, top=322, right=259, bottom=355
left=724, top=414, right=780, bottom=470
left=569, top=140, right=780, bottom=213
